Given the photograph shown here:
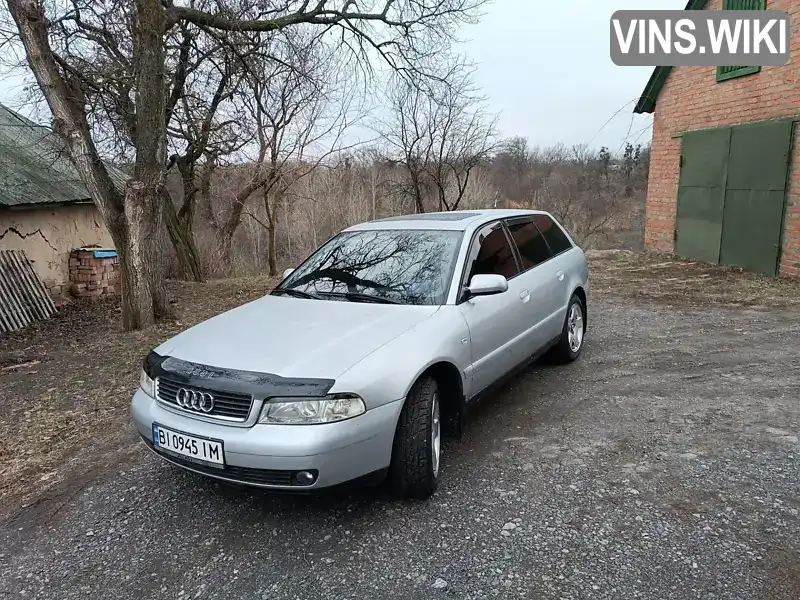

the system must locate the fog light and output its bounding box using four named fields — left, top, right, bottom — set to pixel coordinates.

left=295, top=471, right=317, bottom=486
